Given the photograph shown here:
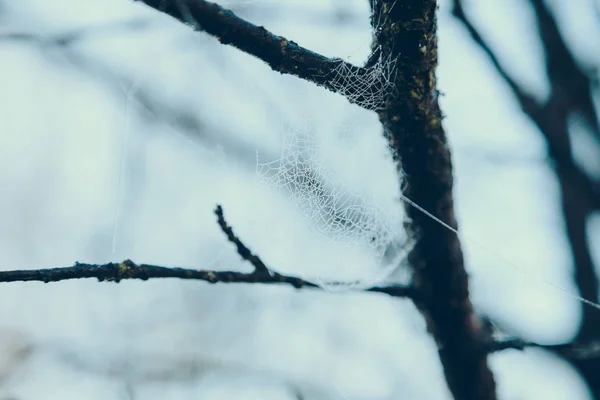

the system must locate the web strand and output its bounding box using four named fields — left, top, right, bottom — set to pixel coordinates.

left=255, top=124, right=411, bottom=288
left=399, top=194, right=600, bottom=312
